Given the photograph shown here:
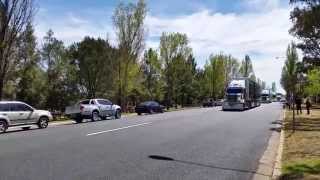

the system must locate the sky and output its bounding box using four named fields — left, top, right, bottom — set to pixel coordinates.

left=35, top=0, right=295, bottom=93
